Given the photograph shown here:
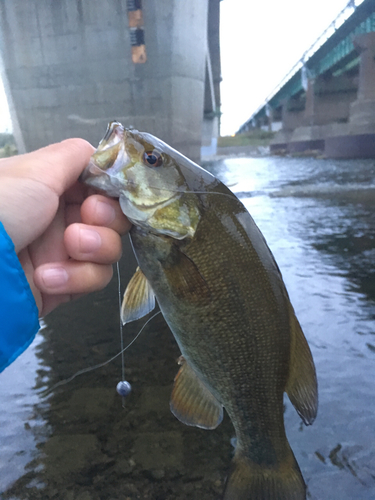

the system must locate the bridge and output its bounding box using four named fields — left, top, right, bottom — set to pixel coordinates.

left=238, top=0, right=375, bottom=158
left=0, top=0, right=221, bottom=163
